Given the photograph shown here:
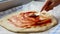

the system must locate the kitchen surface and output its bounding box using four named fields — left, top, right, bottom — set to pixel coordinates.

left=0, top=0, right=60, bottom=34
